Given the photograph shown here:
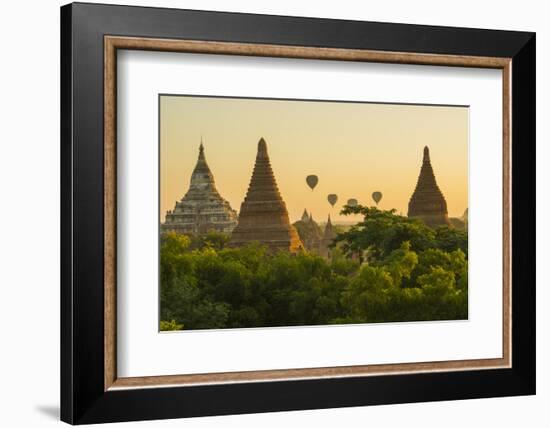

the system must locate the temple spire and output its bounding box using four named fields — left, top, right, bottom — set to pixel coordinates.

left=323, top=214, right=334, bottom=239
left=198, top=139, right=205, bottom=160
left=230, top=138, right=303, bottom=252
left=188, top=141, right=216, bottom=193
left=257, top=137, right=268, bottom=160
left=407, top=146, right=450, bottom=228
left=423, top=146, right=430, bottom=162
left=319, top=214, right=336, bottom=258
